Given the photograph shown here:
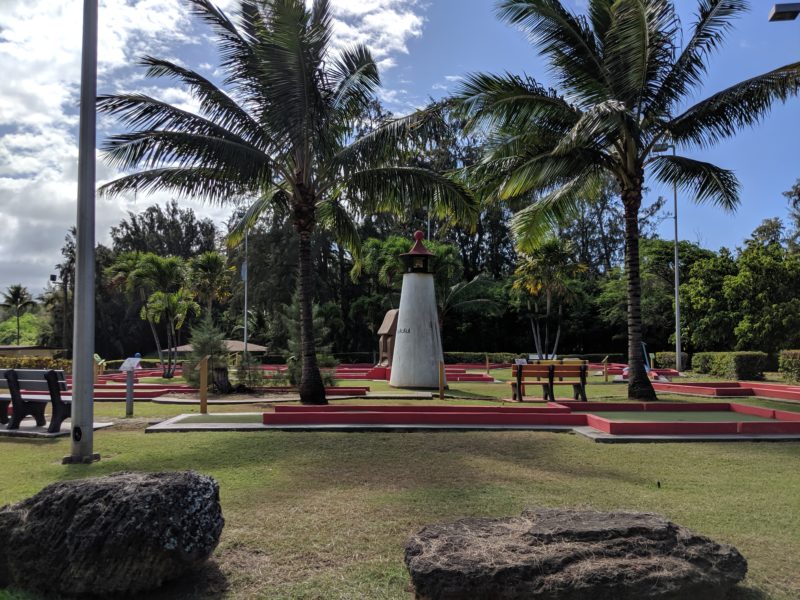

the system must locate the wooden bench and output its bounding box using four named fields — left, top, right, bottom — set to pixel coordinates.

left=1, top=369, right=70, bottom=433
left=510, top=363, right=588, bottom=402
